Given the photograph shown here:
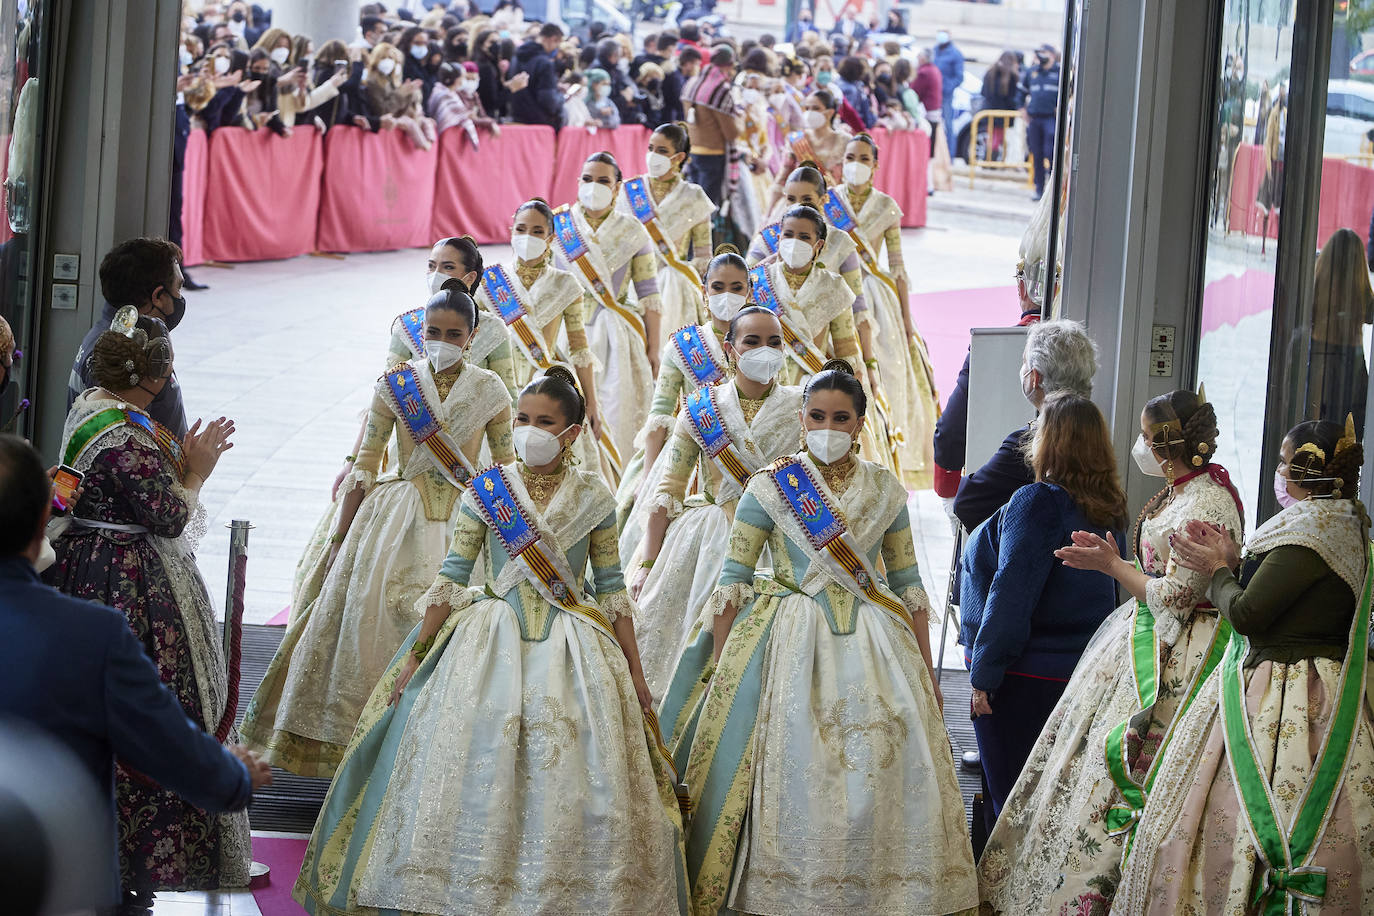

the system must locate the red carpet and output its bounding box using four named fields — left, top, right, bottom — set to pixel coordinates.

left=909, top=285, right=1020, bottom=406
left=250, top=835, right=309, bottom=916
